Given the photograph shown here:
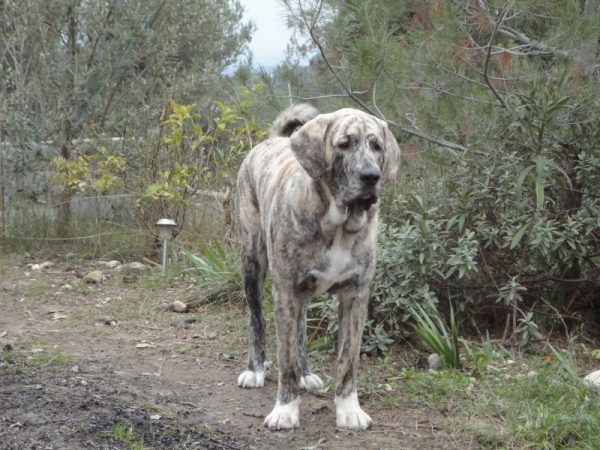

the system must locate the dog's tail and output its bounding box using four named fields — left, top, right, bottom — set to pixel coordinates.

left=270, top=103, right=320, bottom=138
